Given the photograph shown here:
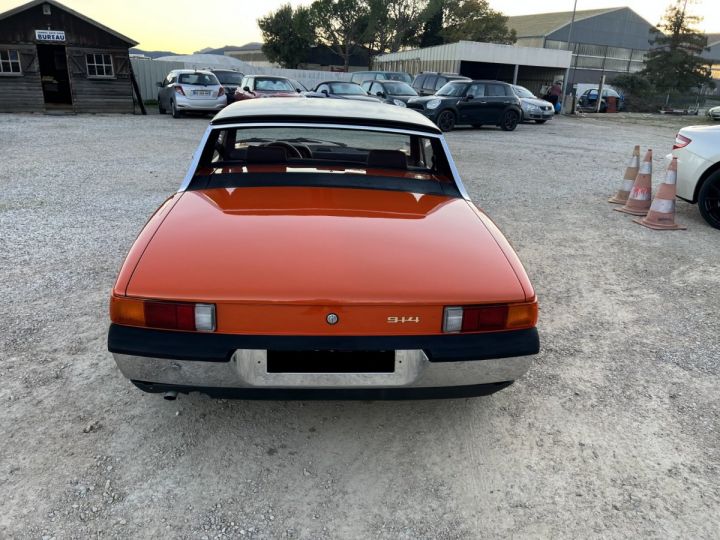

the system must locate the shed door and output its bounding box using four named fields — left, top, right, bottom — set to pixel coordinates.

left=37, top=44, right=72, bottom=105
